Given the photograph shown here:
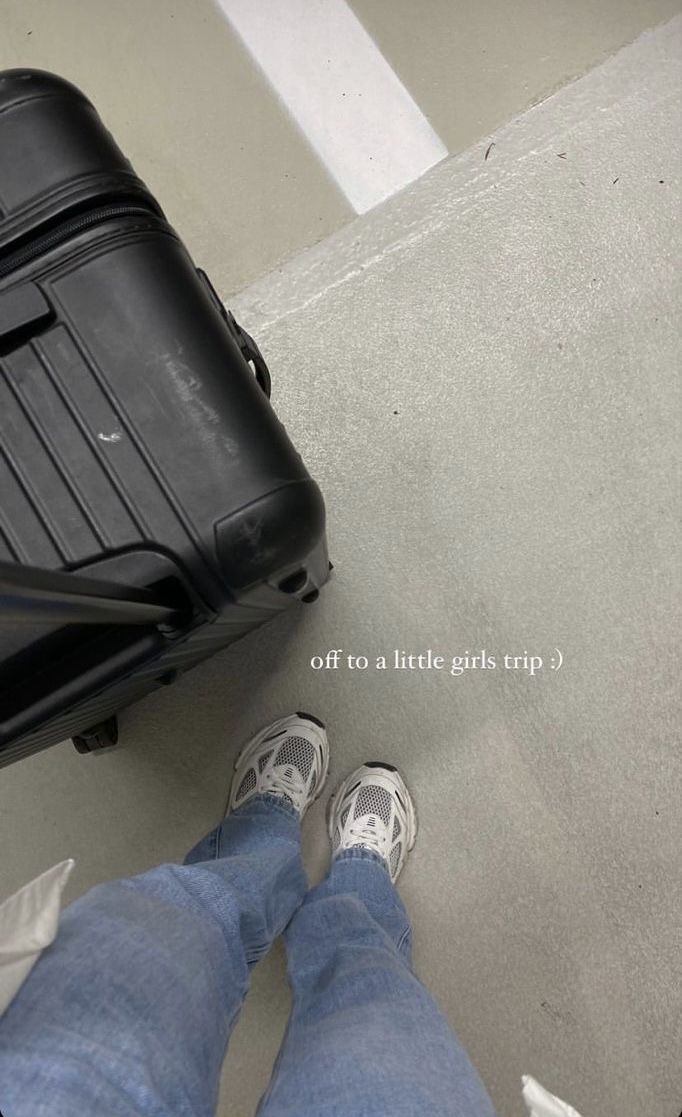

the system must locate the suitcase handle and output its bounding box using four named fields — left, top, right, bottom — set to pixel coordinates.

left=196, top=269, right=272, bottom=398
left=0, top=560, right=182, bottom=627
left=225, top=310, right=272, bottom=398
